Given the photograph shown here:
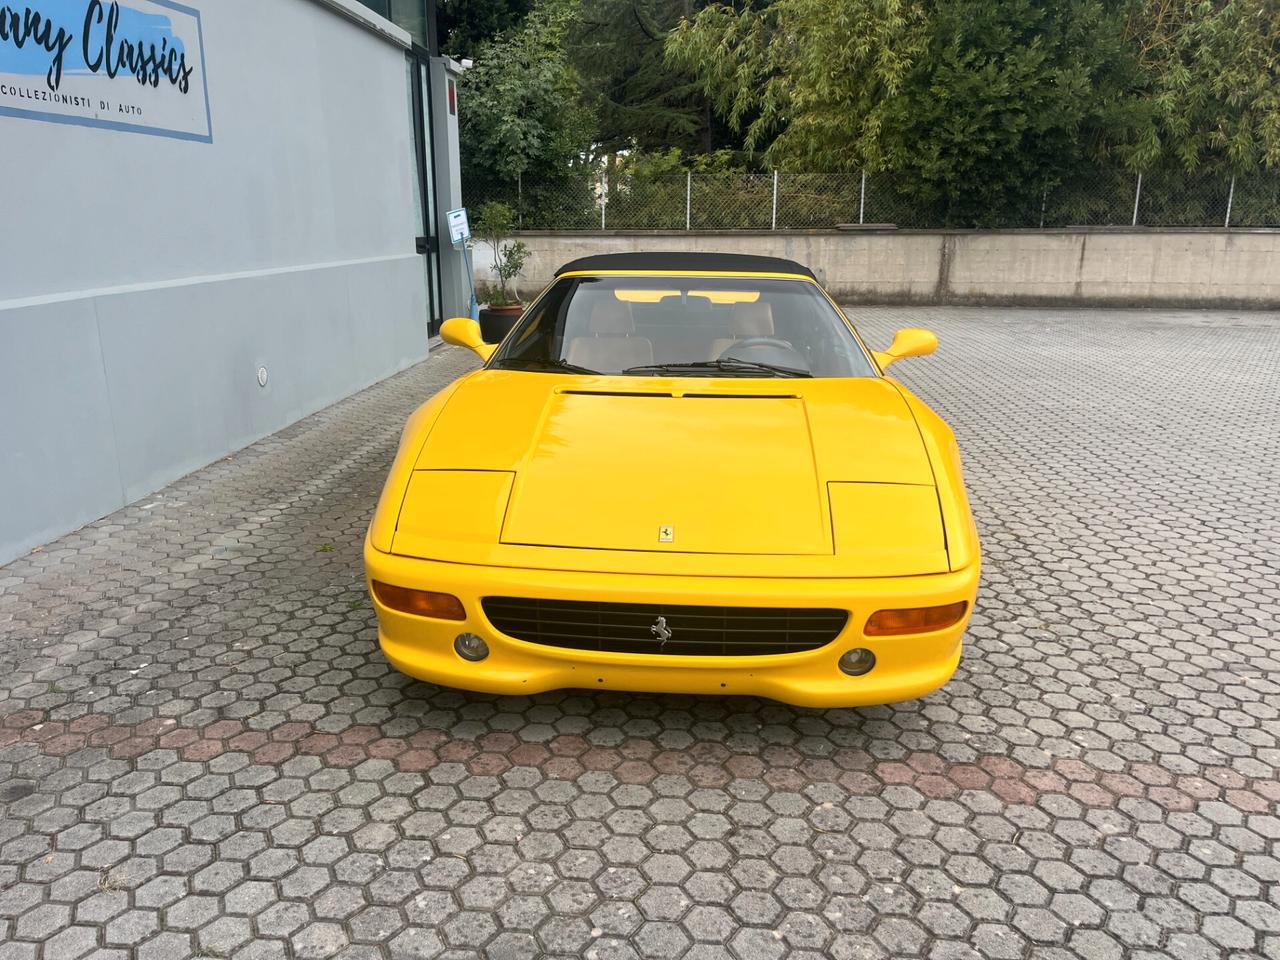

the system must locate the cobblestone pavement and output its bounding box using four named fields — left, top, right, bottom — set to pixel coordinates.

left=1, top=306, right=1279, bottom=960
